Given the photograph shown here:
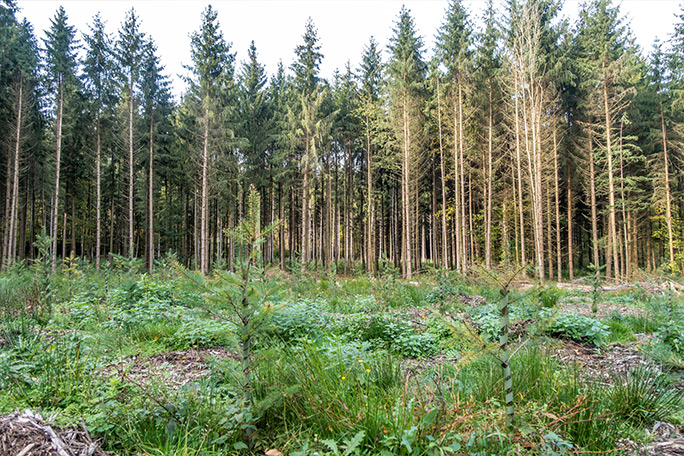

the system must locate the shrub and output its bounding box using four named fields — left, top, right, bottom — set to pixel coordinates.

left=656, top=322, right=684, bottom=355
left=266, top=299, right=326, bottom=343
left=347, top=313, right=436, bottom=358
left=539, top=309, right=608, bottom=345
